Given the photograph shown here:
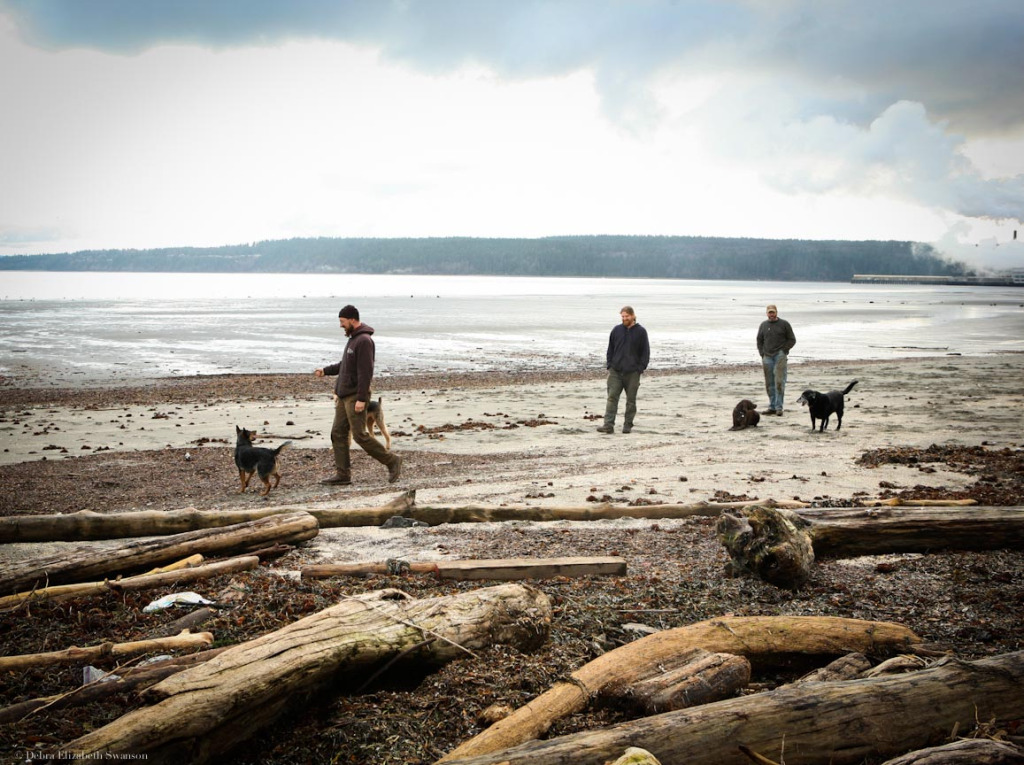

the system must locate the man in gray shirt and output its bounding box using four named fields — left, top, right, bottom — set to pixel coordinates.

left=756, top=304, right=796, bottom=415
